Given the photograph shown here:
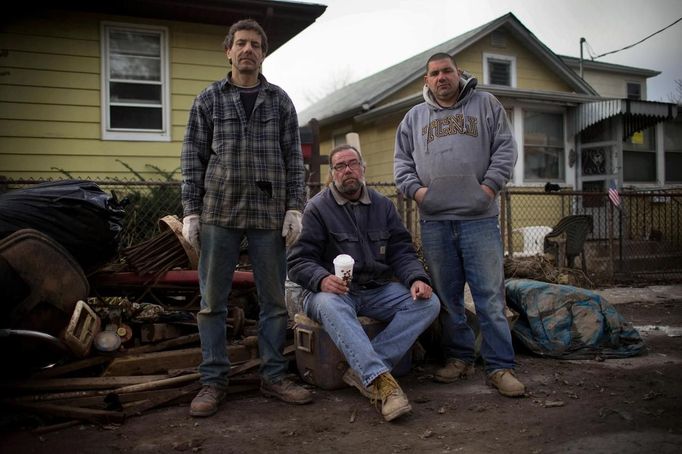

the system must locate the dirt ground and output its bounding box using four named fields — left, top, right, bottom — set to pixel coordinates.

left=2, top=286, right=681, bottom=454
